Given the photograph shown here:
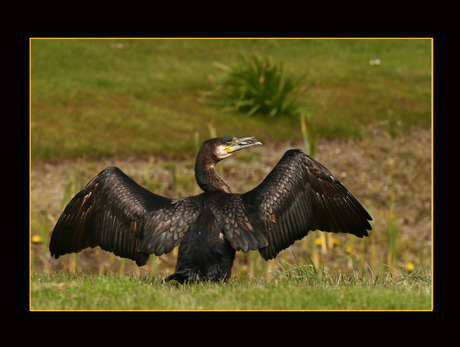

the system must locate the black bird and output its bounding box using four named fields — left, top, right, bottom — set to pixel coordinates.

left=49, top=137, right=372, bottom=283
